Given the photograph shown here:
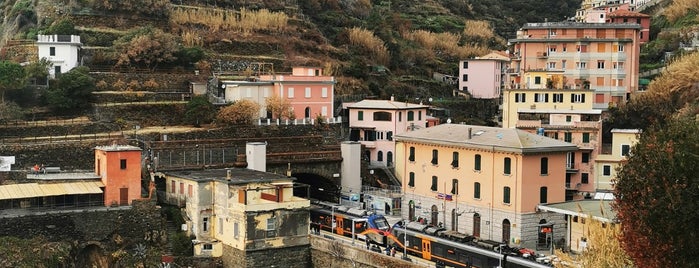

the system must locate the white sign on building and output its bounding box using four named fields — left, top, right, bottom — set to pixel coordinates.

left=0, top=156, right=16, bottom=171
